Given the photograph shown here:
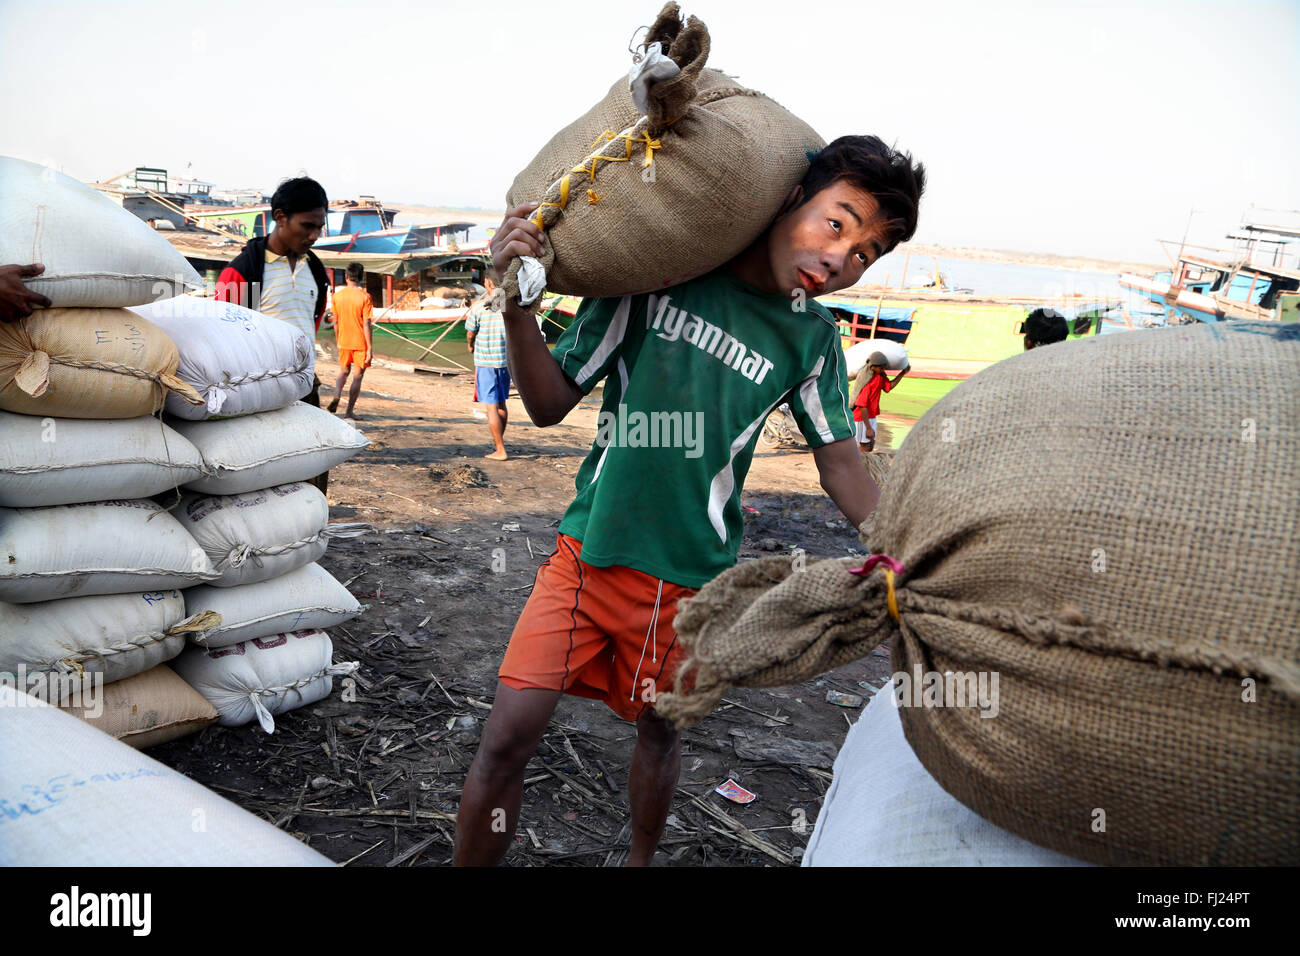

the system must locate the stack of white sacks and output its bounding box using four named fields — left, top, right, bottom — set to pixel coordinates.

left=134, top=295, right=370, bottom=734
left=0, top=155, right=367, bottom=746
